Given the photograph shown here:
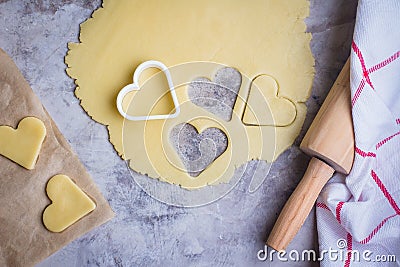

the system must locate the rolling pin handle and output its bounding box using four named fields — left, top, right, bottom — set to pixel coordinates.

left=266, top=157, right=335, bottom=251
